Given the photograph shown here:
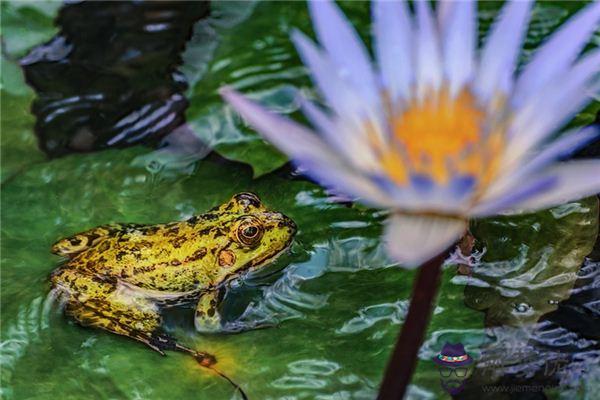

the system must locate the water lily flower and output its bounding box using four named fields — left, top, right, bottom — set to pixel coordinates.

left=221, top=0, right=600, bottom=267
